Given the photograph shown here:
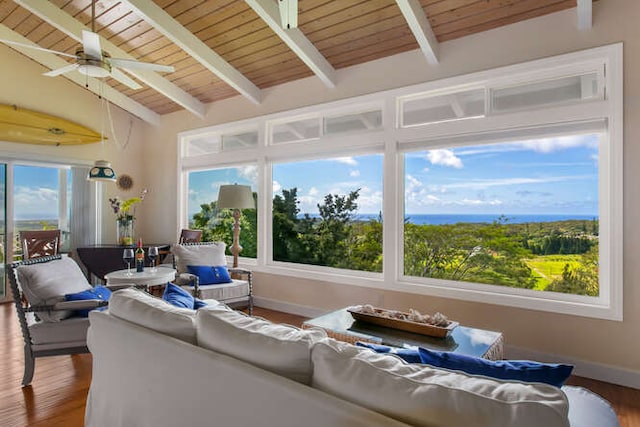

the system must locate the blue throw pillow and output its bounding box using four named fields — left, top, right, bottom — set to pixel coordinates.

left=162, top=282, right=208, bottom=309
left=356, top=342, right=421, bottom=363
left=65, top=285, right=112, bottom=317
left=187, top=265, right=232, bottom=285
left=418, top=347, right=573, bottom=388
